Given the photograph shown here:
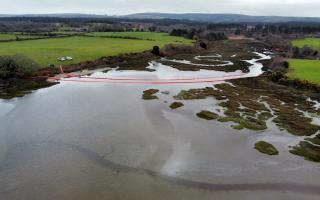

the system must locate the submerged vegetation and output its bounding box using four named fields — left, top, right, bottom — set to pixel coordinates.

left=173, top=75, right=320, bottom=161
left=290, top=141, right=320, bottom=162
left=175, top=79, right=320, bottom=136
left=306, top=134, right=320, bottom=145
left=218, top=116, right=267, bottom=131
left=0, top=79, right=56, bottom=99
